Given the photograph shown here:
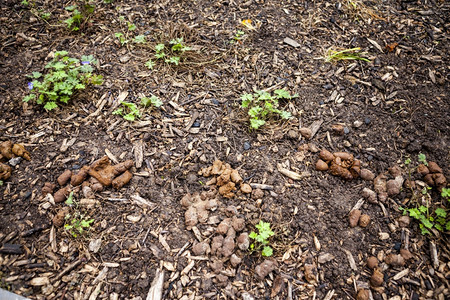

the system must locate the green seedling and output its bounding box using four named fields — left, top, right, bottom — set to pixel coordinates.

left=113, top=95, right=162, bottom=121
left=64, top=2, right=94, bottom=31
left=231, top=30, right=245, bottom=44
left=23, top=51, right=103, bottom=110
left=145, top=59, right=155, bottom=70
left=63, top=192, right=94, bottom=238
left=418, top=153, right=428, bottom=166
left=442, top=188, right=450, bottom=201
left=325, top=47, right=370, bottom=62
left=241, top=88, right=296, bottom=129
left=113, top=101, right=141, bottom=121
left=153, top=38, right=191, bottom=66
left=249, top=220, right=274, bottom=257
left=401, top=153, right=449, bottom=234
left=0, top=180, right=3, bottom=186
left=141, top=95, right=163, bottom=108
left=134, top=35, right=146, bottom=44
left=115, top=32, right=128, bottom=46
